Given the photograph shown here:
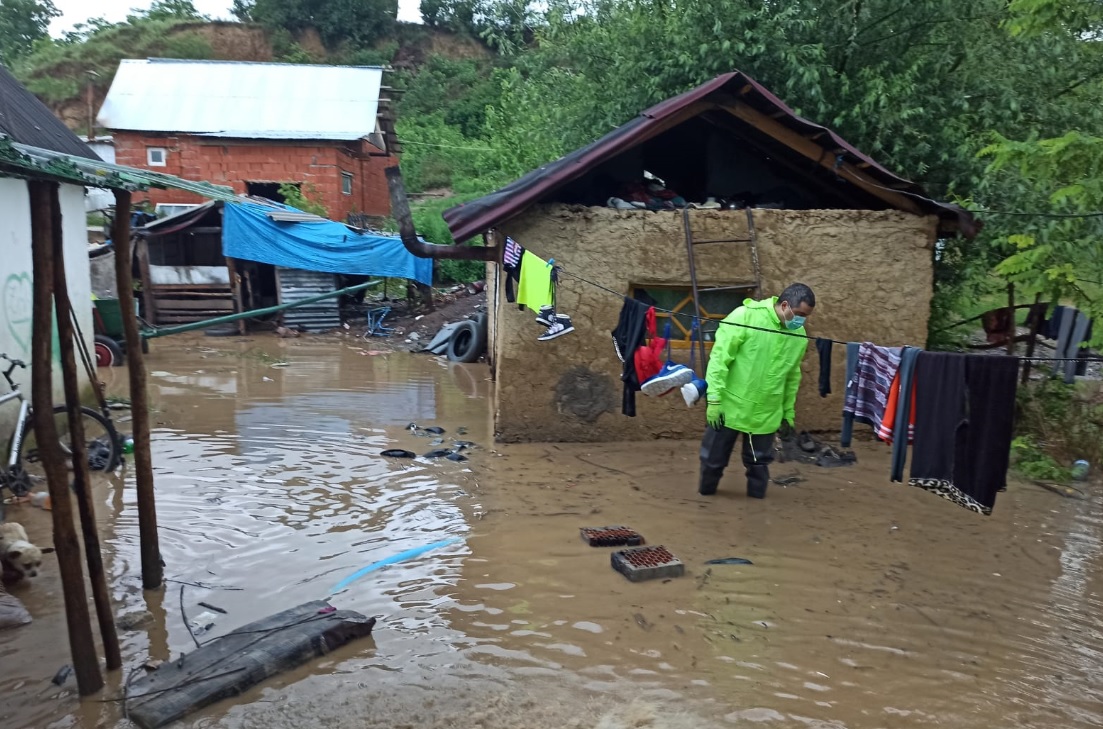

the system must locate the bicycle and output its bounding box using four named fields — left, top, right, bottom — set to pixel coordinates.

left=0, top=353, right=121, bottom=518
